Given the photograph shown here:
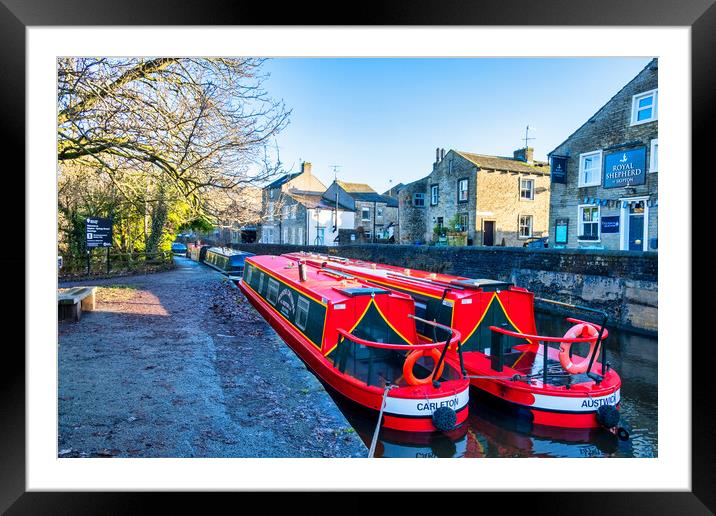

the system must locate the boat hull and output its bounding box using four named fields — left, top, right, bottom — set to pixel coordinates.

left=239, top=278, right=470, bottom=433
